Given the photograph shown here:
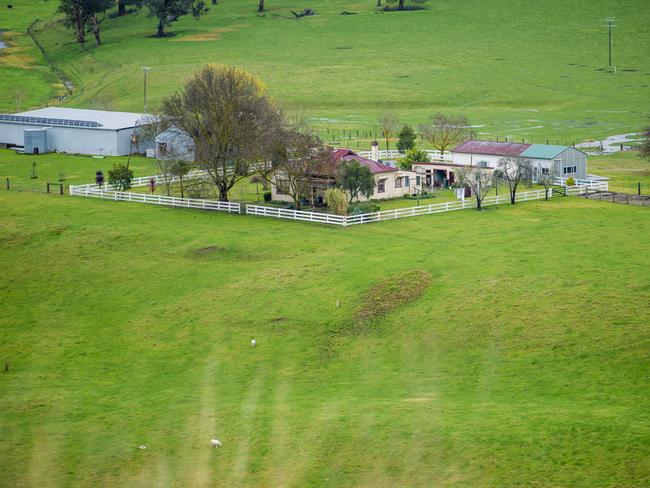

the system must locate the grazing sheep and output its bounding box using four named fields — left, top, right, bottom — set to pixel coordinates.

left=210, top=439, right=222, bottom=448
left=138, top=445, right=147, bottom=450
left=250, top=339, right=256, bottom=348
left=336, top=301, right=340, bottom=308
